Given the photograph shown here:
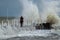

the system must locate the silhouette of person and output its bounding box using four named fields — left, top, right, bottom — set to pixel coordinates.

left=20, top=16, right=24, bottom=27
